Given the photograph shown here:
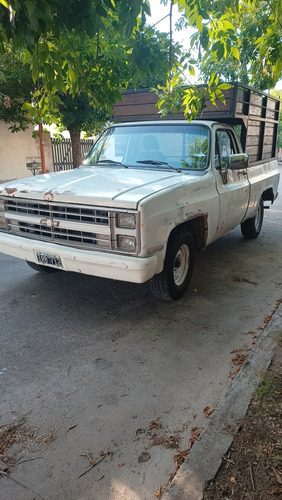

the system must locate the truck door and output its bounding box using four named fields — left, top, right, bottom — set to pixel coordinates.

left=213, top=128, right=250, bottom=238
